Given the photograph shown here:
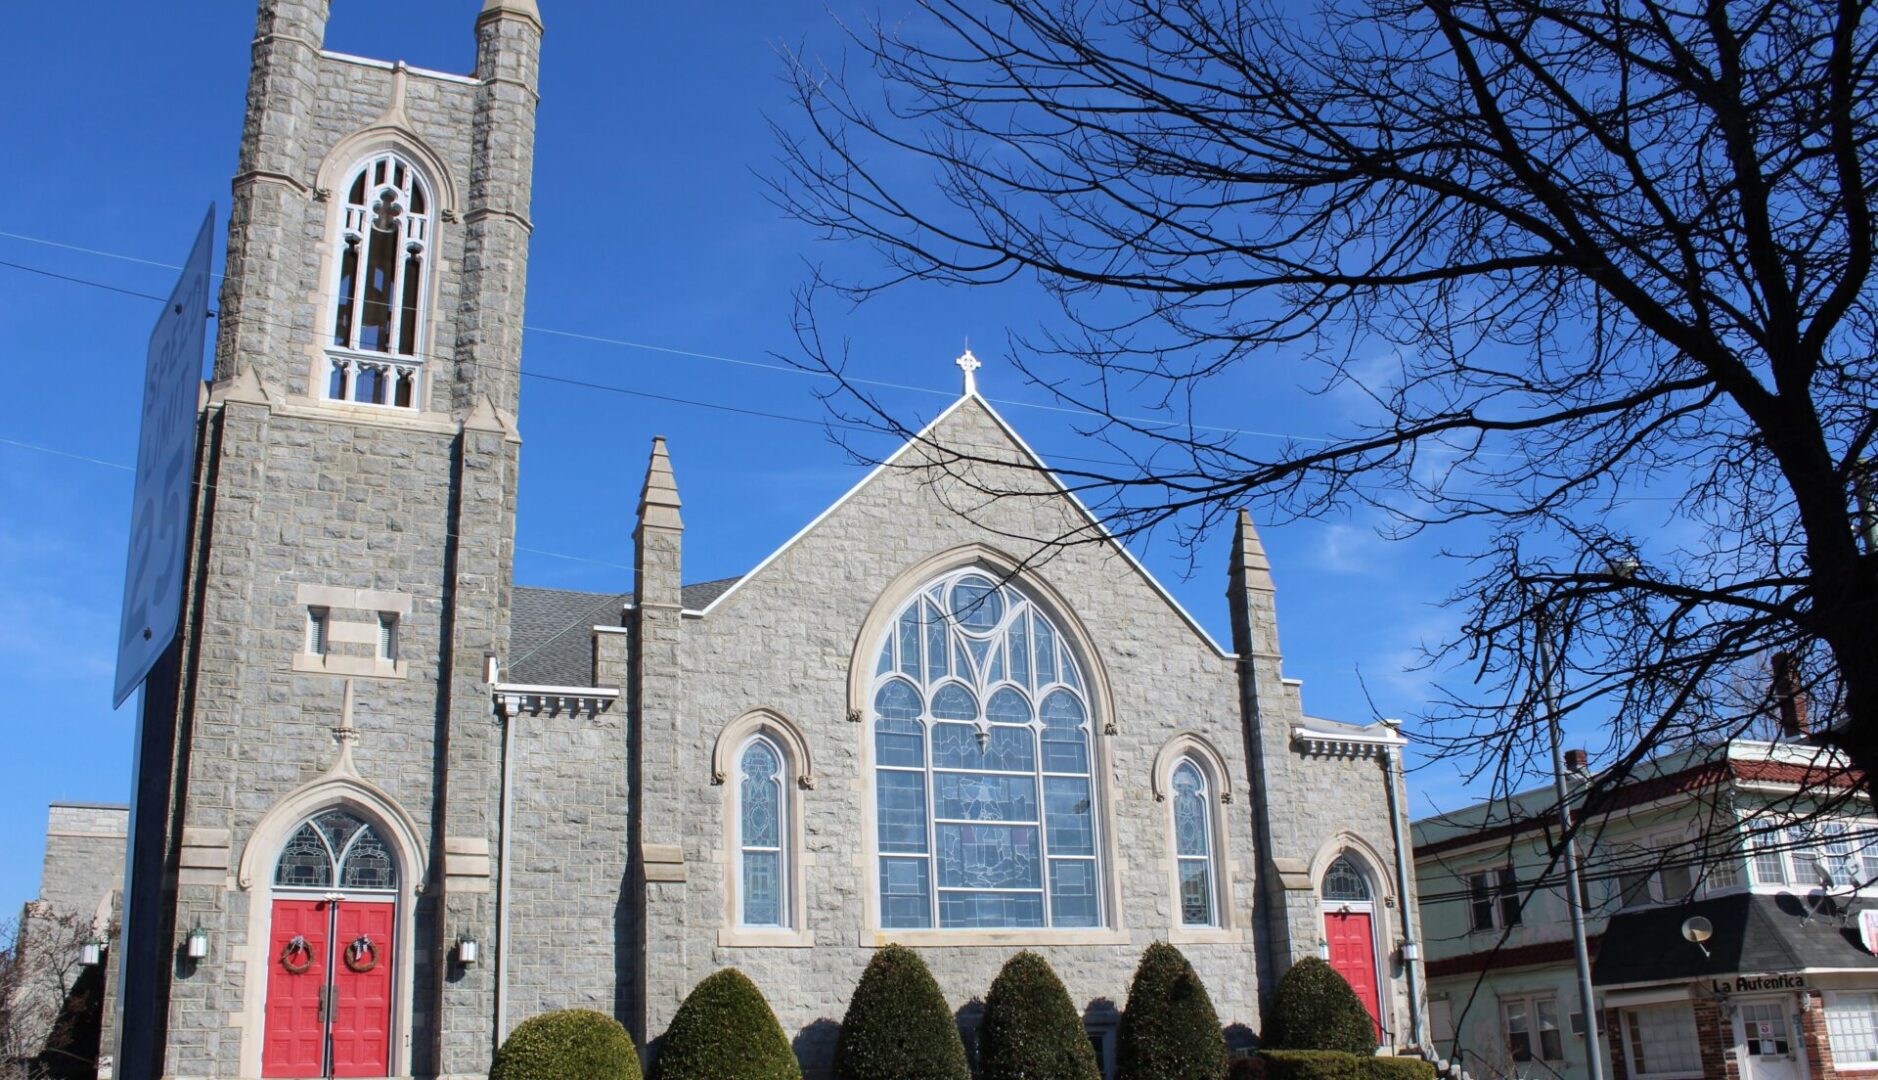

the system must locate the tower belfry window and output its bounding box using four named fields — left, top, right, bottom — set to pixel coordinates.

left=327, top=152, right=431, bottom=409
